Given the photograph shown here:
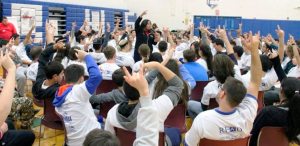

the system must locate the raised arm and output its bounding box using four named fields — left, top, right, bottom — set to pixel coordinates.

left=199, top=22, right=210, bottom=46
left=269, top=52, right=287, bottom=82
left=144, top=61, right=184, bottom=105
left=122, top=64, right=159, bottom=146
left=218, top=28, right=234, bottom=55
left=218, top=28, right=238, bottom=64
left=247, top=33, right=263, bottom=97
left=102, top=23, right=111, bottom=49
left=45, top=20, right=55, bottom=45
left=0, top=51, right=16, bottom=126
left=292, top=44, right=300, bottom=66
left=35, top=42, right=63, bottom=83
left=23, top=20, right=35, bottom=45
left=135, top=11, right=147, bottom=33
left=276, top=25, right=285, bottom=62
left=189, top=24, right=194, bottom=42
left=75, top=49, right=102, bottom=94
